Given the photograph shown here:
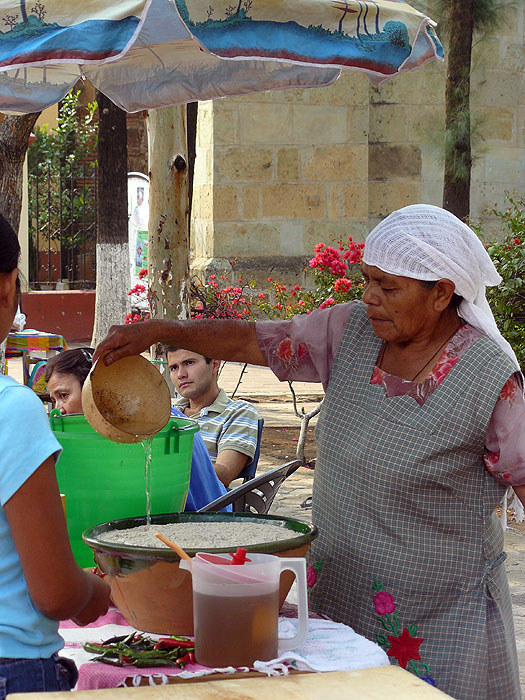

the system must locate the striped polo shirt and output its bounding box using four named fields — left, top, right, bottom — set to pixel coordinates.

left=173, top=388, right=258, bottom=464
